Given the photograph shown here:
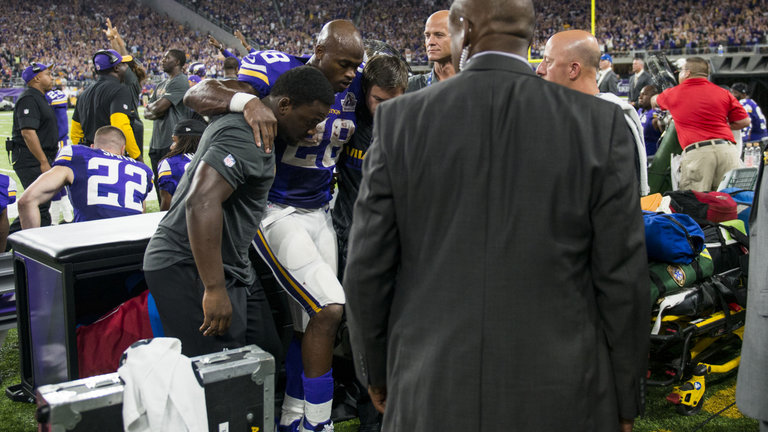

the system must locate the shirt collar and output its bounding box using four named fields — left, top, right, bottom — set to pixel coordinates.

left=470, top=51, right=530, bottom=67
